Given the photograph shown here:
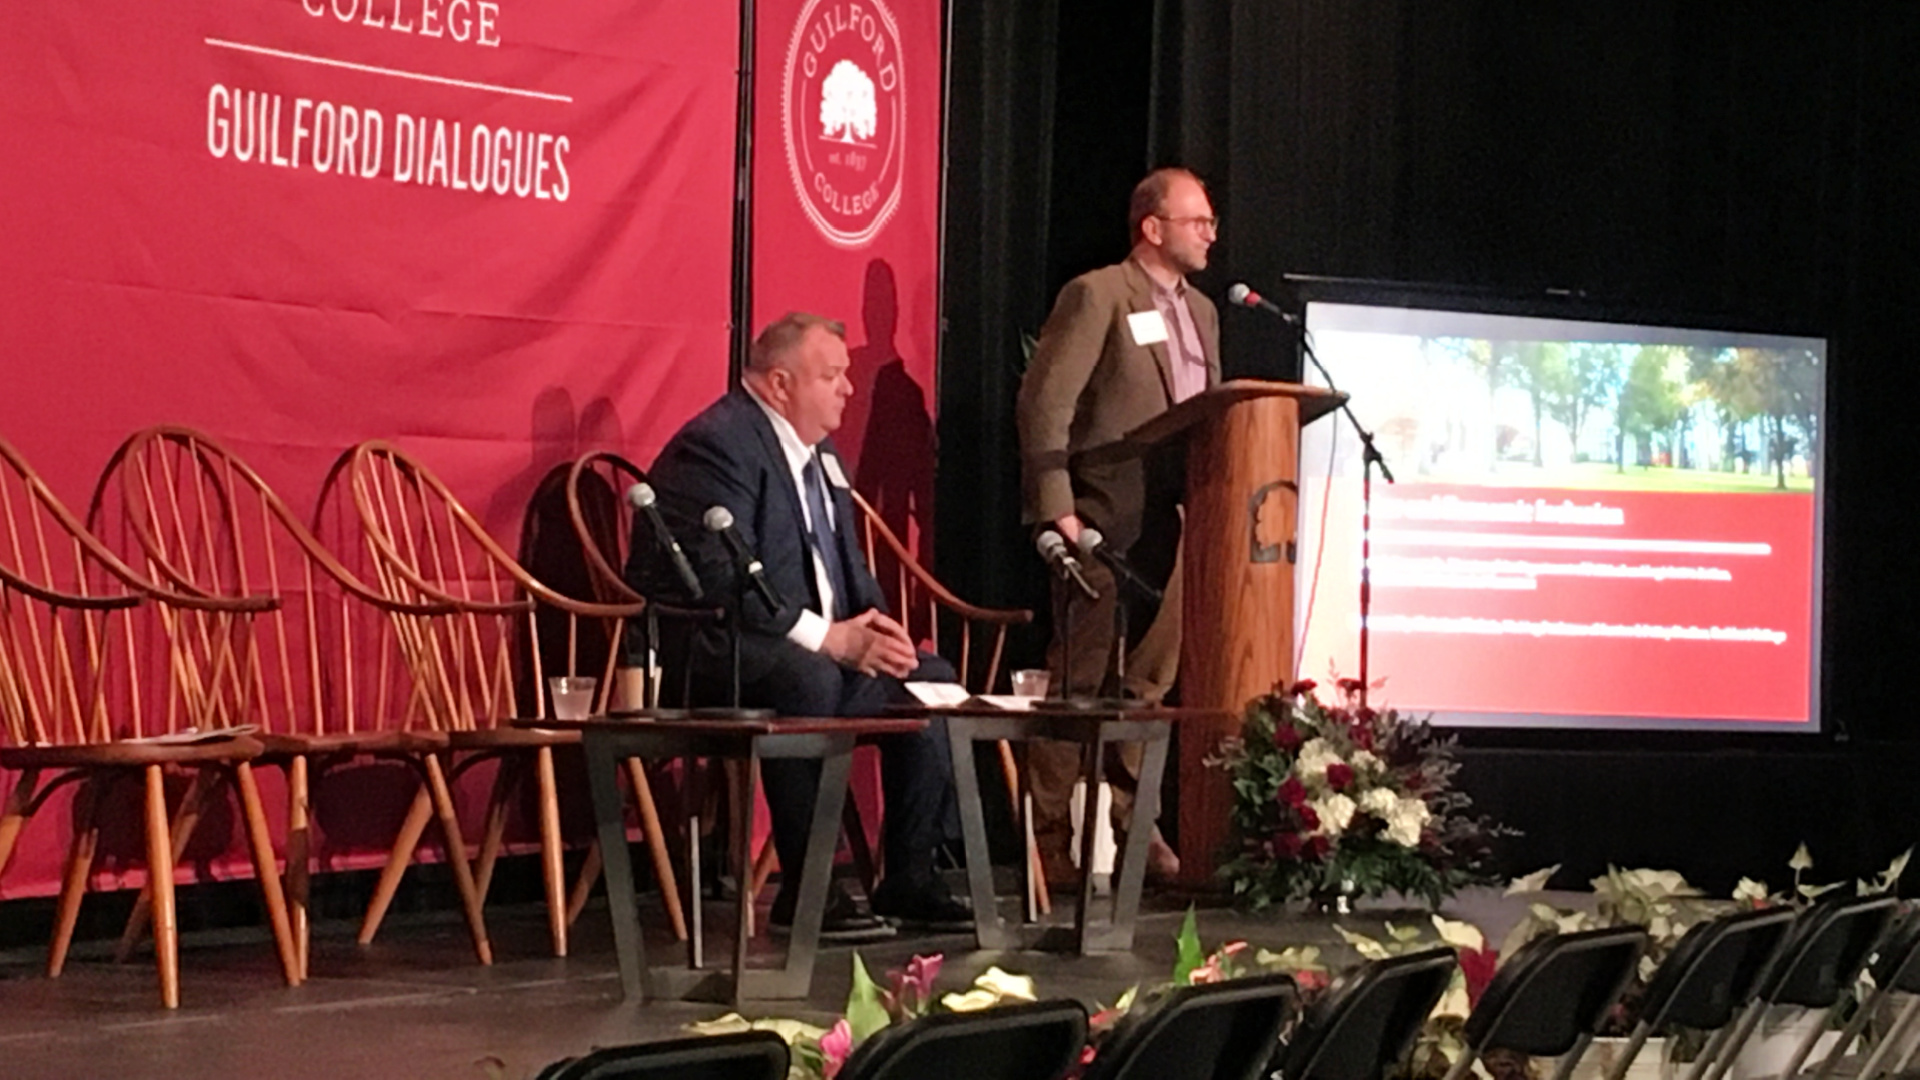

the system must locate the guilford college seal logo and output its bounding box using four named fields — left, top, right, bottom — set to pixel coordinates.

left=782, top=0, right=905, bottom=248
